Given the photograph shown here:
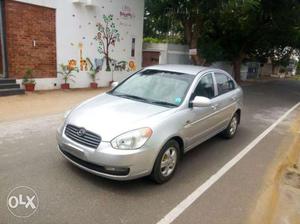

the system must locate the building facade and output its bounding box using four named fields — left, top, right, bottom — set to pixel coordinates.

left=142, top=42, right=192, bottom=67
left=0, top=0, right=144, bottom=89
